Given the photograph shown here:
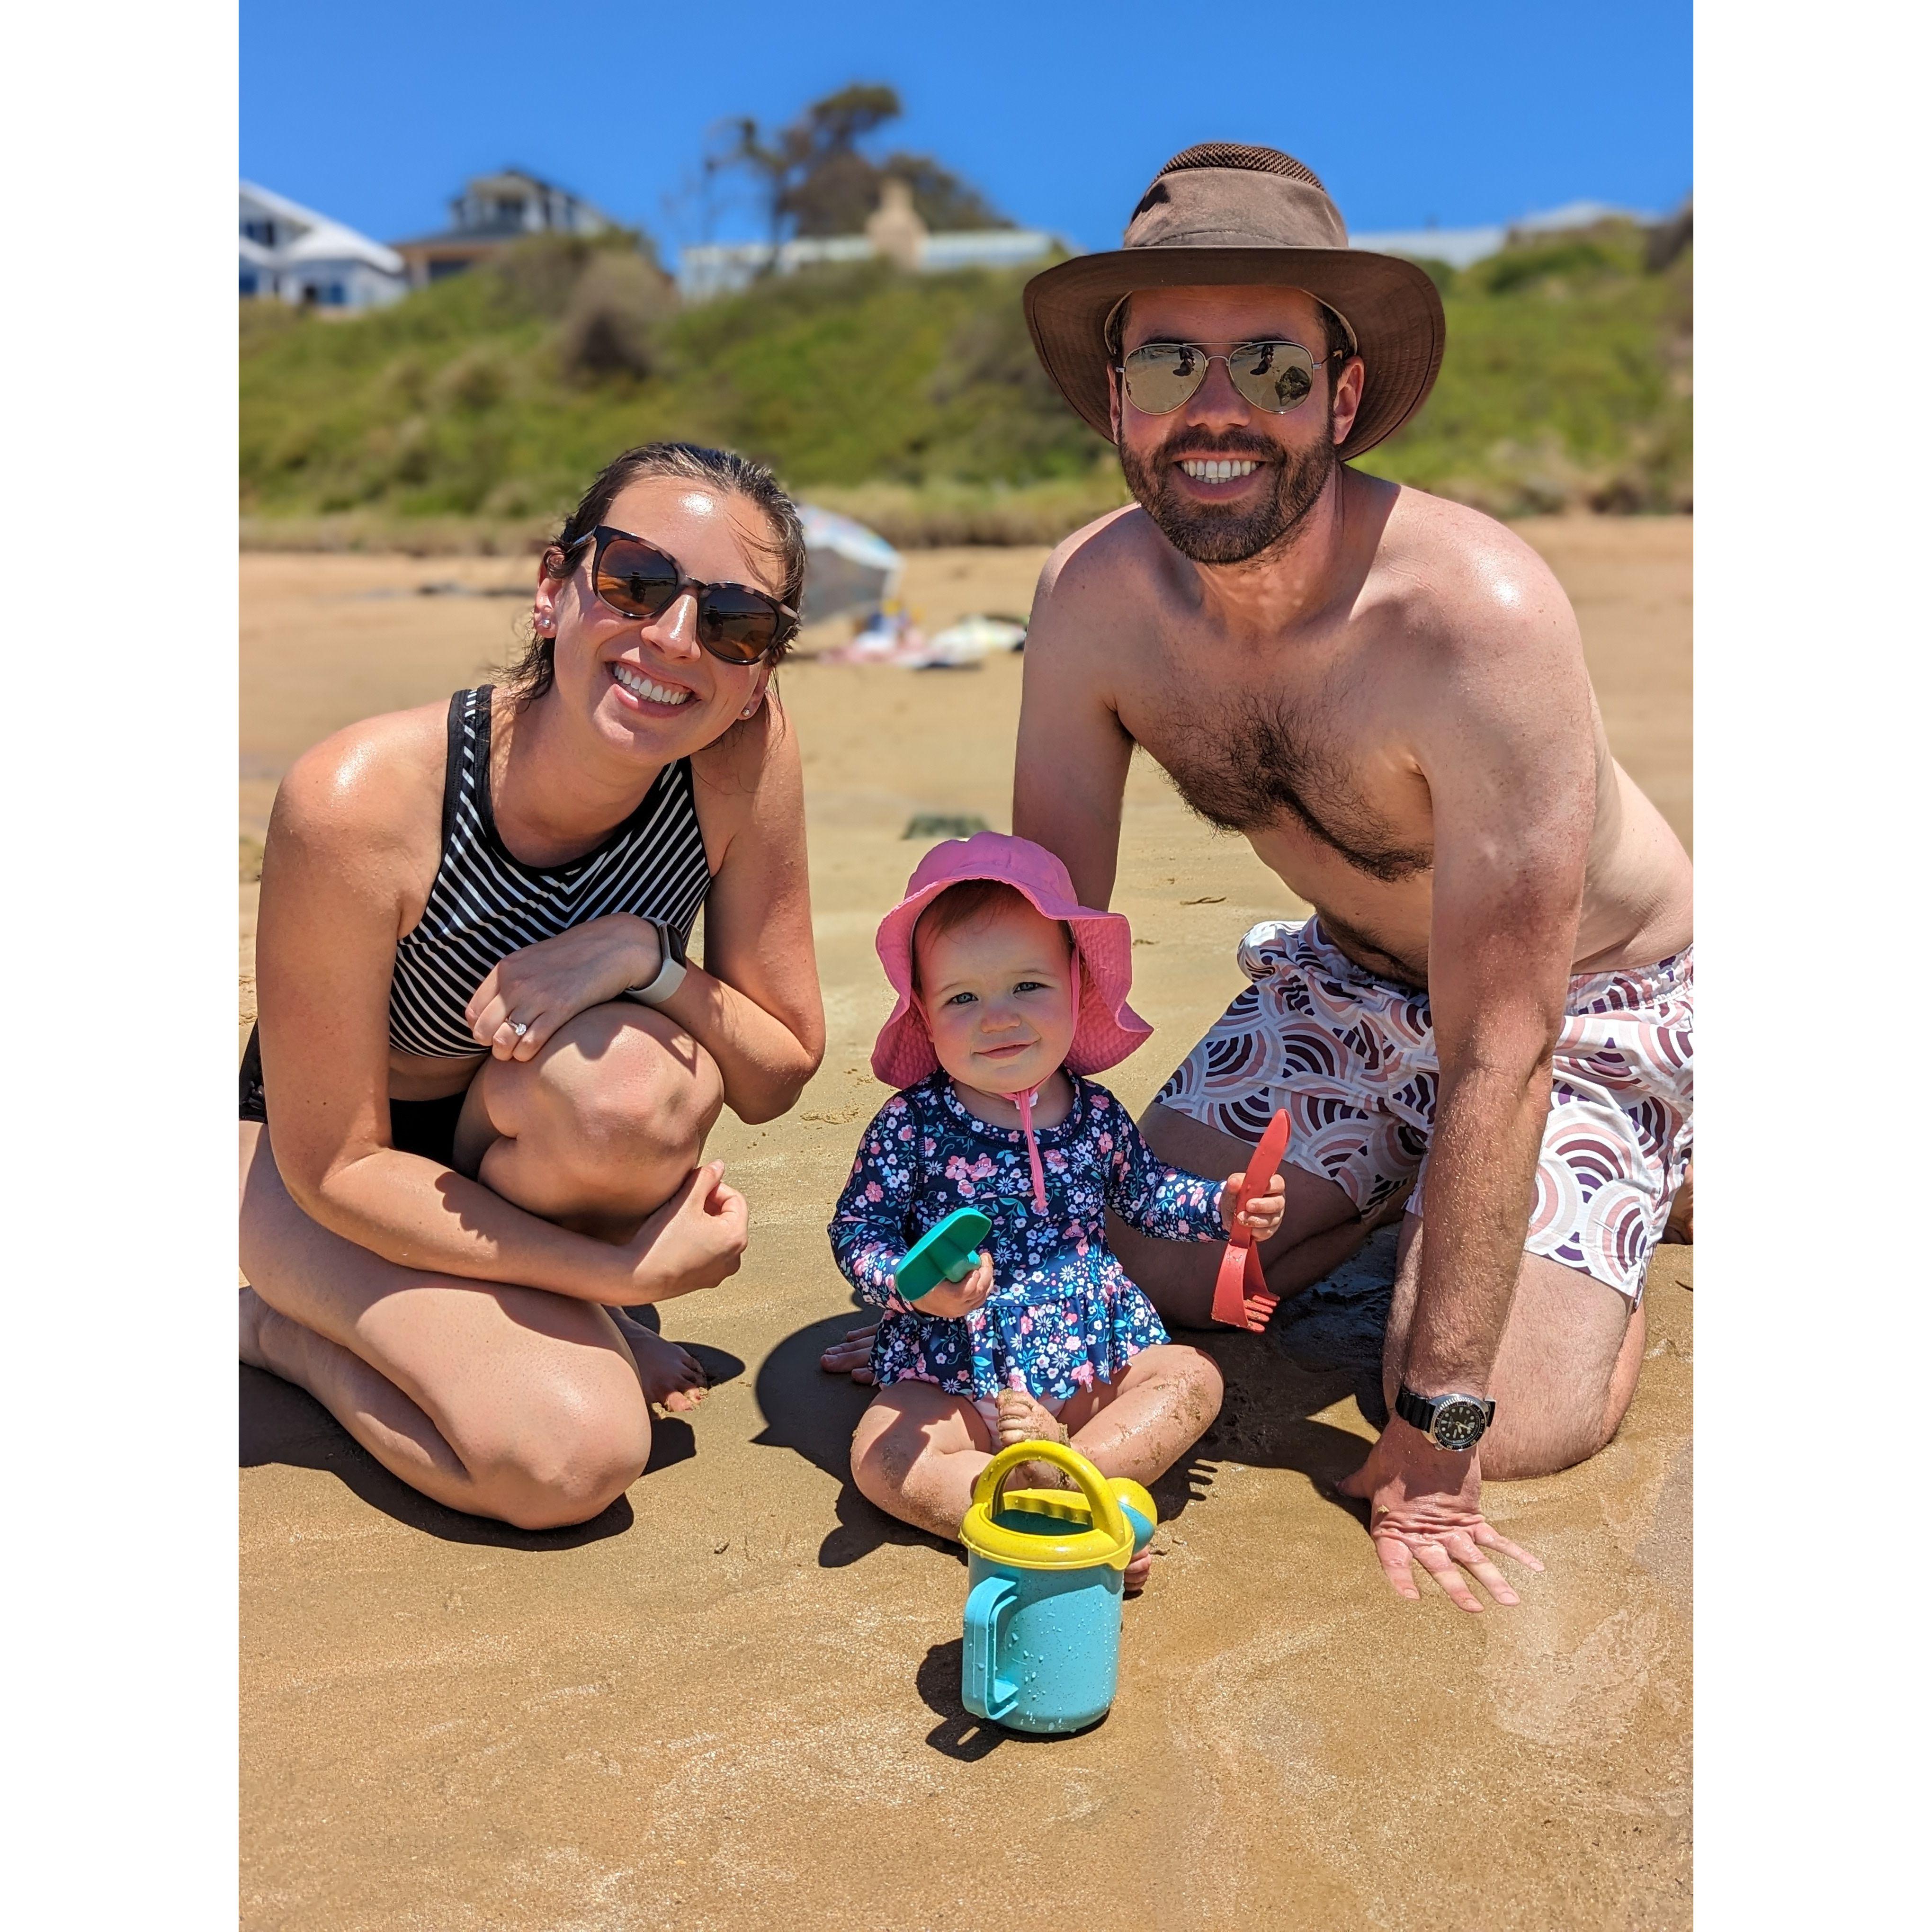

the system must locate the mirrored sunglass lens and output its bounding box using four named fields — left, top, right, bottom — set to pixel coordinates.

left=1123, top=343, right=1205, bottom=413
left=698, top=586, right=778, bottom=660
left=1229, top=341, right=1315, bottom=411
left=595, top=542, right=680, bottom=617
